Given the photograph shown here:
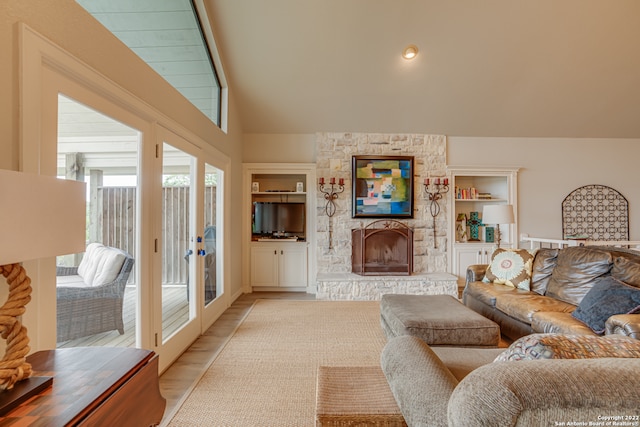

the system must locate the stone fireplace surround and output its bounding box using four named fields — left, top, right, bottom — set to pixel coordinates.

left=315, top=132, right=456, bottom=300
left=316, top=272, right=458, bottom=301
